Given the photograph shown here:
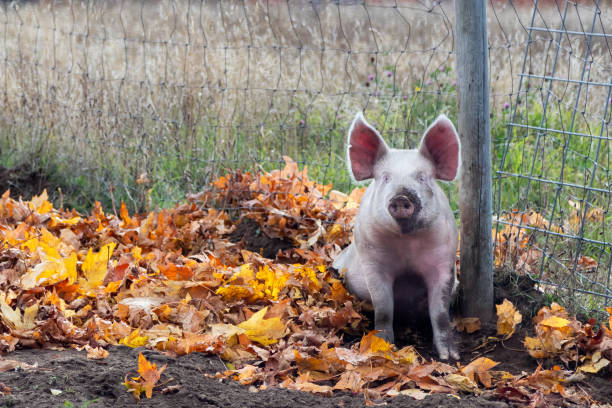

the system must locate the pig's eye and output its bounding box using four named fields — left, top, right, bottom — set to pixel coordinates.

left=382, top=172, right=391, bottom=183
left=416, top=172, right=428, bottom=183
